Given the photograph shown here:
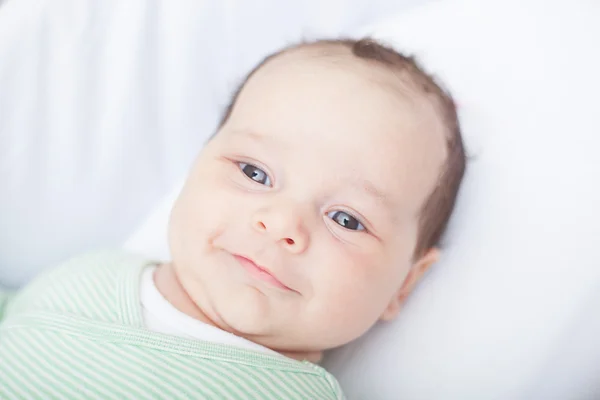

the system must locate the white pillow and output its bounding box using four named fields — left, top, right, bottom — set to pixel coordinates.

left=125, top=0, right=600, bottom=398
